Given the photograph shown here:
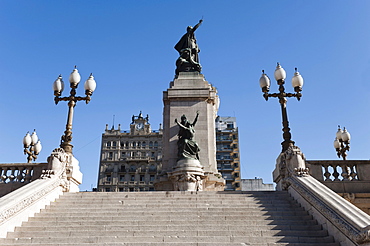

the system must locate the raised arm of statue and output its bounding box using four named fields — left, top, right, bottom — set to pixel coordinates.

left=192, top=111, right=199, bottom=126
left=192, top=19, right=203, bottom=33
